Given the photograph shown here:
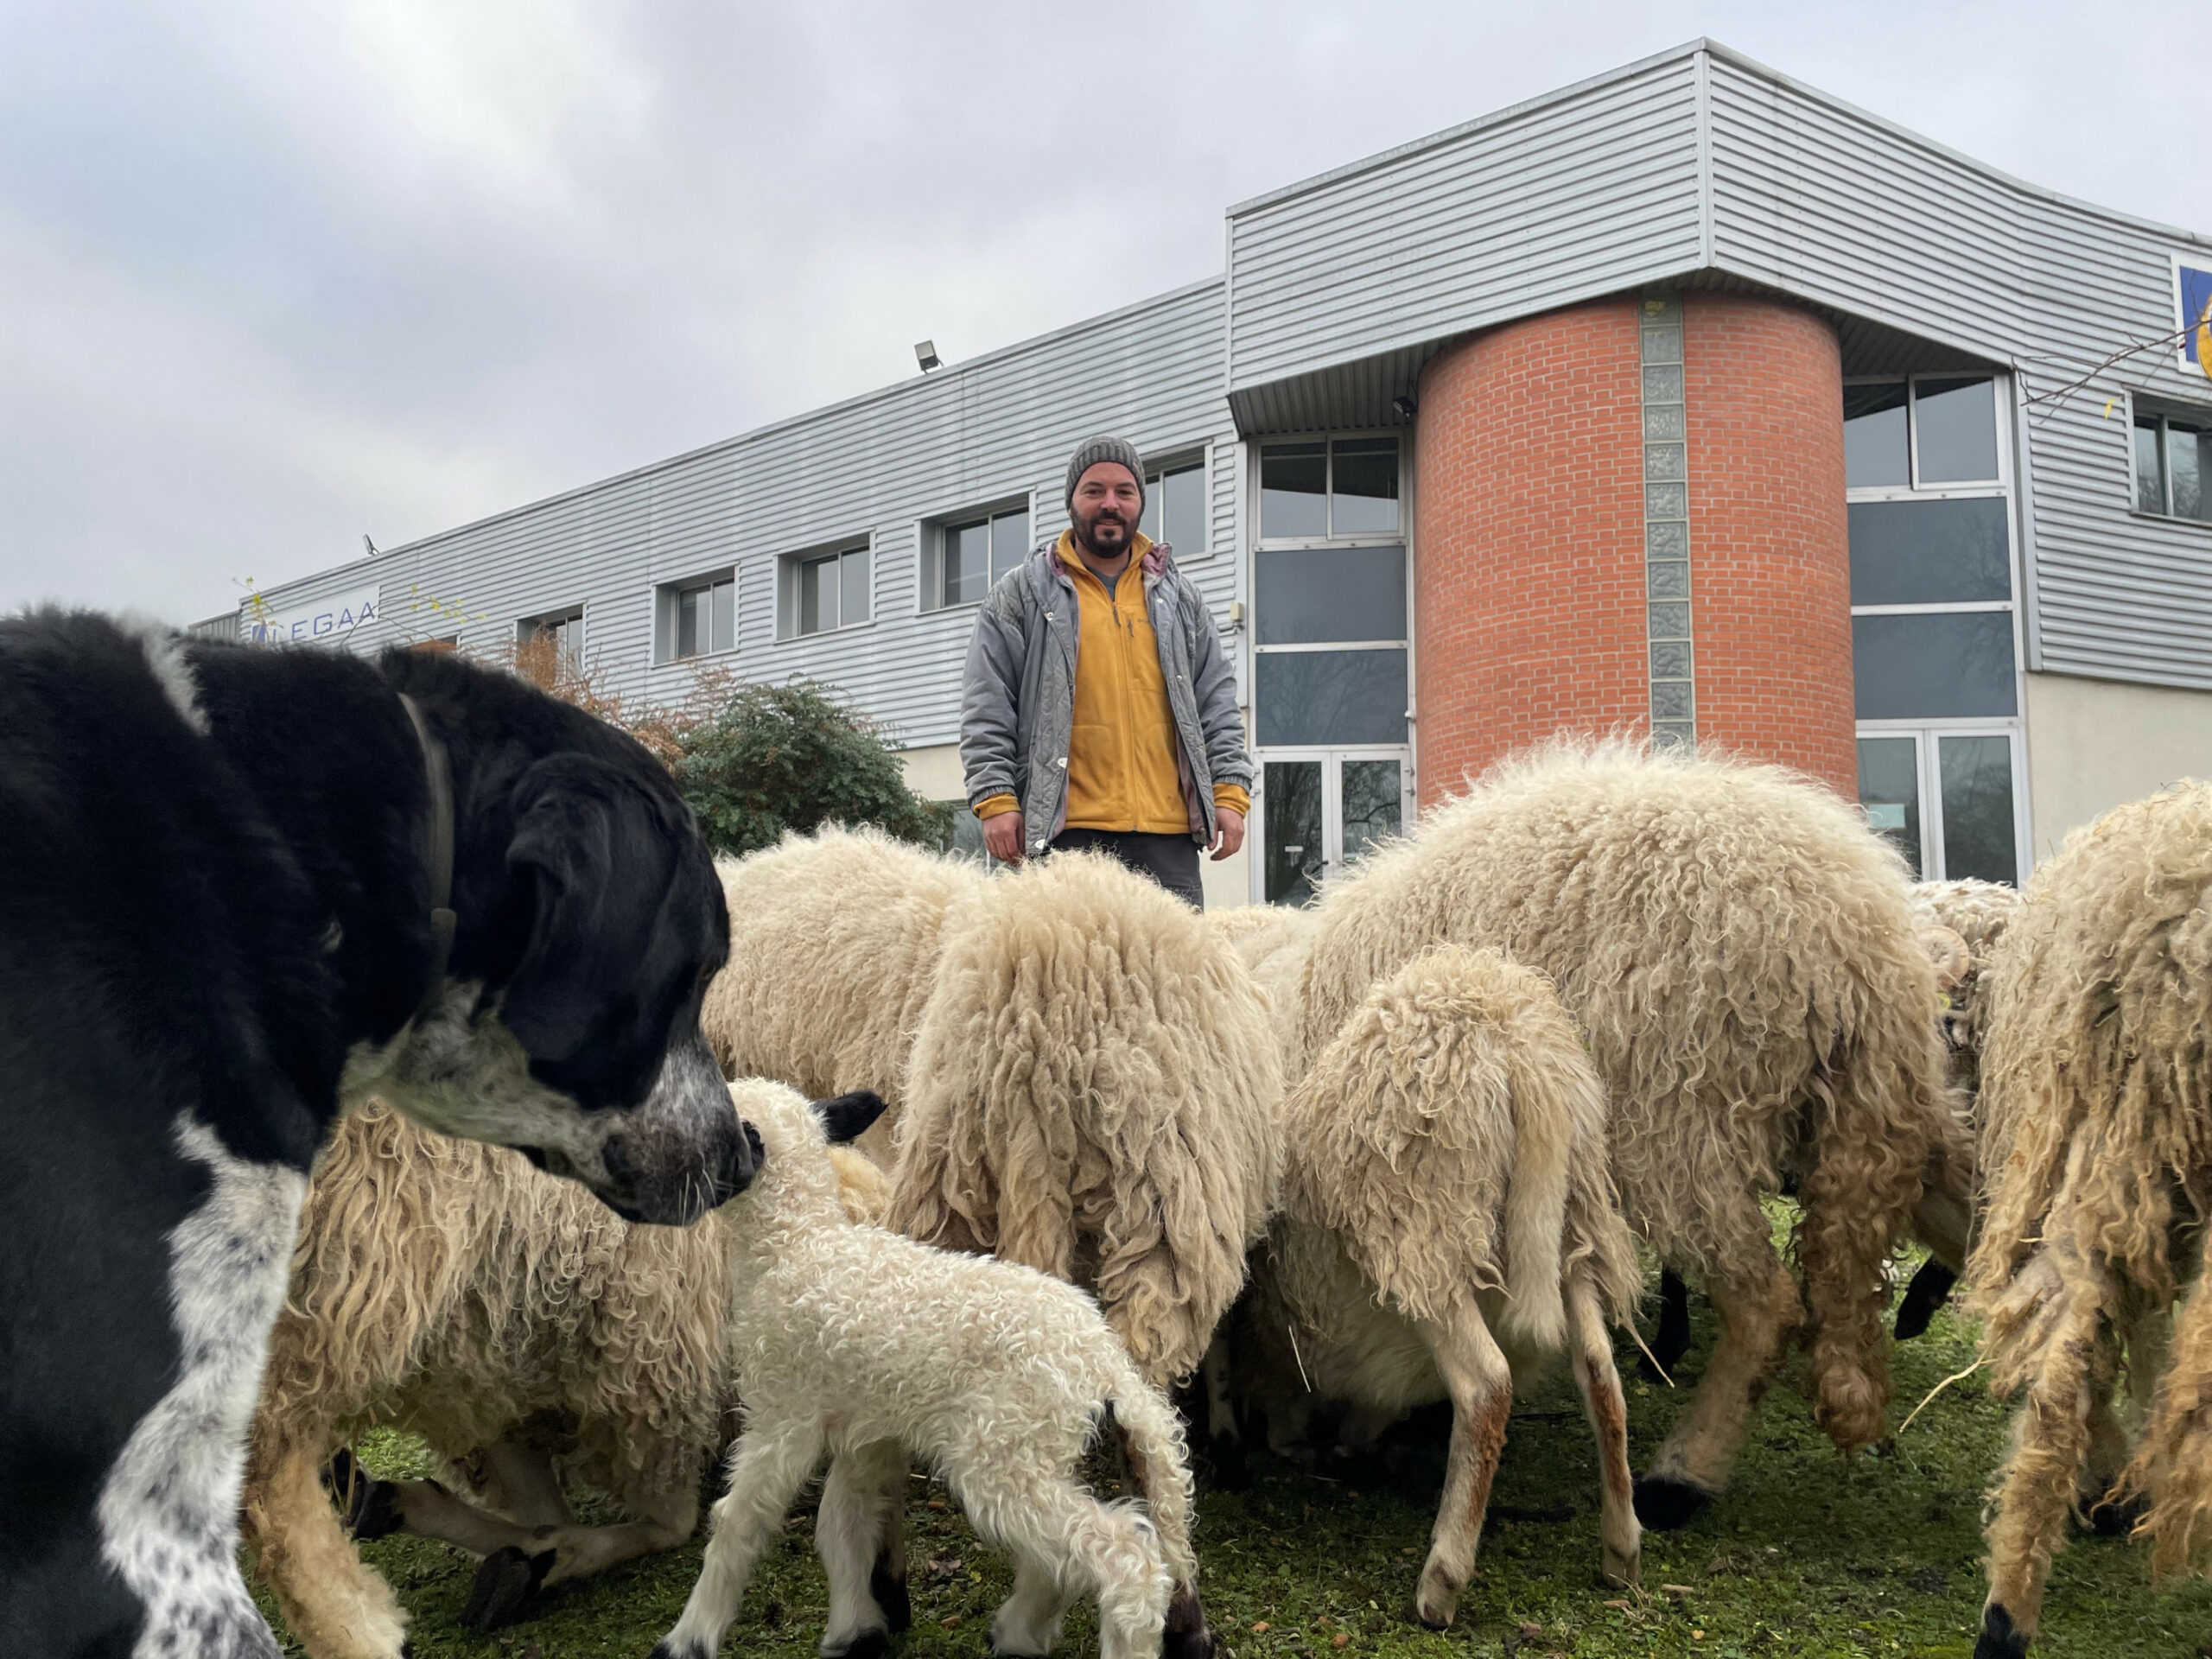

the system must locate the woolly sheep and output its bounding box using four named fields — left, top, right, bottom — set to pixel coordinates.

left=702, top=826, right=984, bottom=1160
left=1891, top=879, right=2024, bottom=1340
left=242, top=1098, right=887, bottom=1659
left=653, top=1078, right=1208, bottom=1659
left=1210, top=902, right=1320, bottom=1060
left=1241, top=946, right=1643, bottom=1627
left=1297, top=738, right=1957, bottom=1527
left=1967, top=782, right=2212, bottom=1658
left=885, top=849, right=1283, bottom=1390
